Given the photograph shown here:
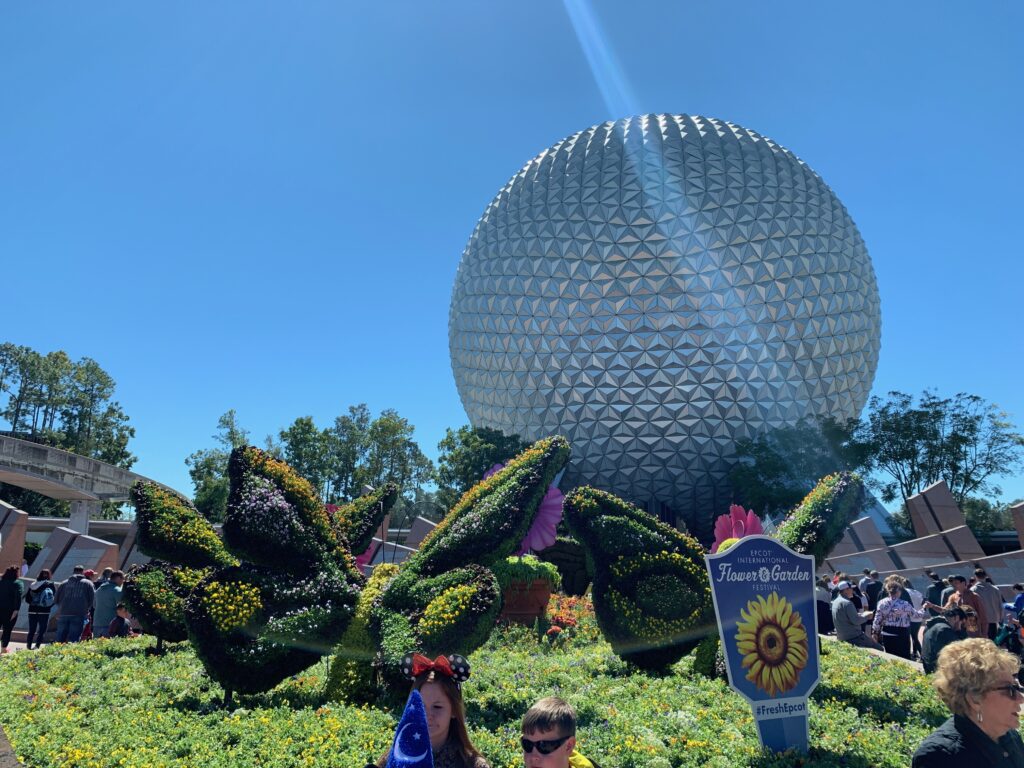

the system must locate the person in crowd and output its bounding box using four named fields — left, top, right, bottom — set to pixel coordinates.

left=107, top=604, right=137, bottom=638
left=1013, top=584, right=1024, bottom=617
left=926, top=572, right=947, bottom=617
left=872, top=580, right=933, bottom=659
left=921, top=607, right=968, bottom=674
left=521, top=696, right=601, bottom=768
left=972, top=568, right=1004, bottom=641
left=815, top=576, right=835, bottom=634
left=94, top=567, right=113, bottom=590
left=912, top=638, right=1024, bottom=767
left=864, top=569, right=884, bottom=611
left=55, top=564, right=96, bottom=643
left=0, top=566, right=23, bottom=654
left=944, top=575, right=988, bottom=638
left=24, top=568, right=56, bottom=649
left=858, top=568, right=873, bottom=596
left=372, top=653, right=489, bottom=768
left=996, top=606, right=1024, bottom=662
left=903, top=577, right=927, bottom=661
left=92, top=570, right=124, bottom=639
left=832, top=580, right=882, bottom=650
